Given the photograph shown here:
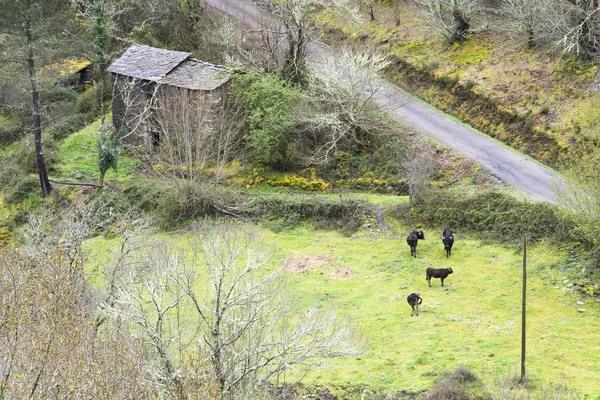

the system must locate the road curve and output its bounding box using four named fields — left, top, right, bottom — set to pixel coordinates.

left=205, top=0, right=565, bottom=203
